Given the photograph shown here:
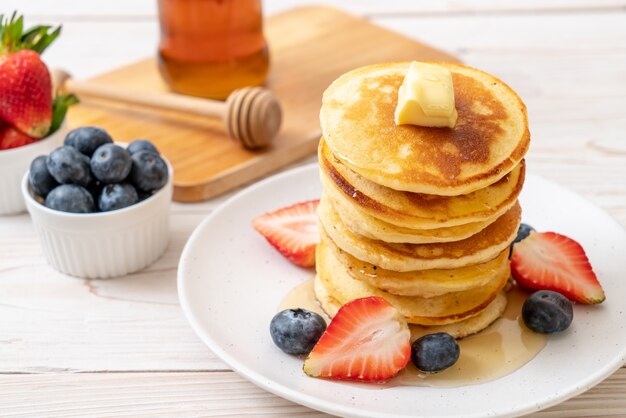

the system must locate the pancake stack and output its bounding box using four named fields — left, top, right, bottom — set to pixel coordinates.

left=315, top=62, right=530, bottom=338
